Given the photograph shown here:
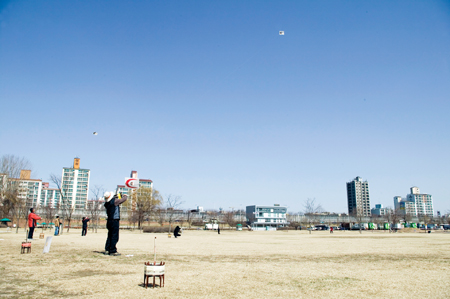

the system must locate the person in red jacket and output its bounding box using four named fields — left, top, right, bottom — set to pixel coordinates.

left=28, top=208, right=41, bottom=240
